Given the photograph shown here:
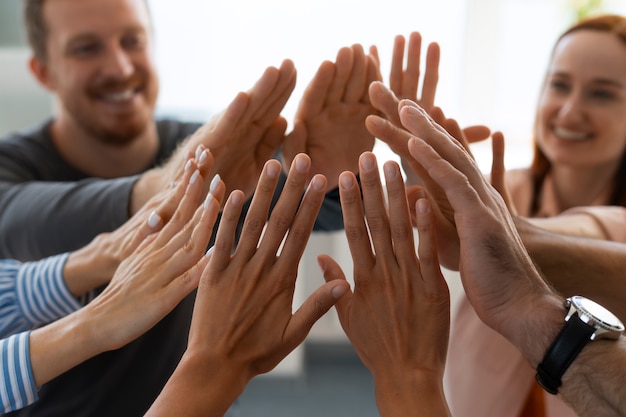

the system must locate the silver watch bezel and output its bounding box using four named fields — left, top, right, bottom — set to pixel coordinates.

left=565, top=296, right=624, bottom=340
